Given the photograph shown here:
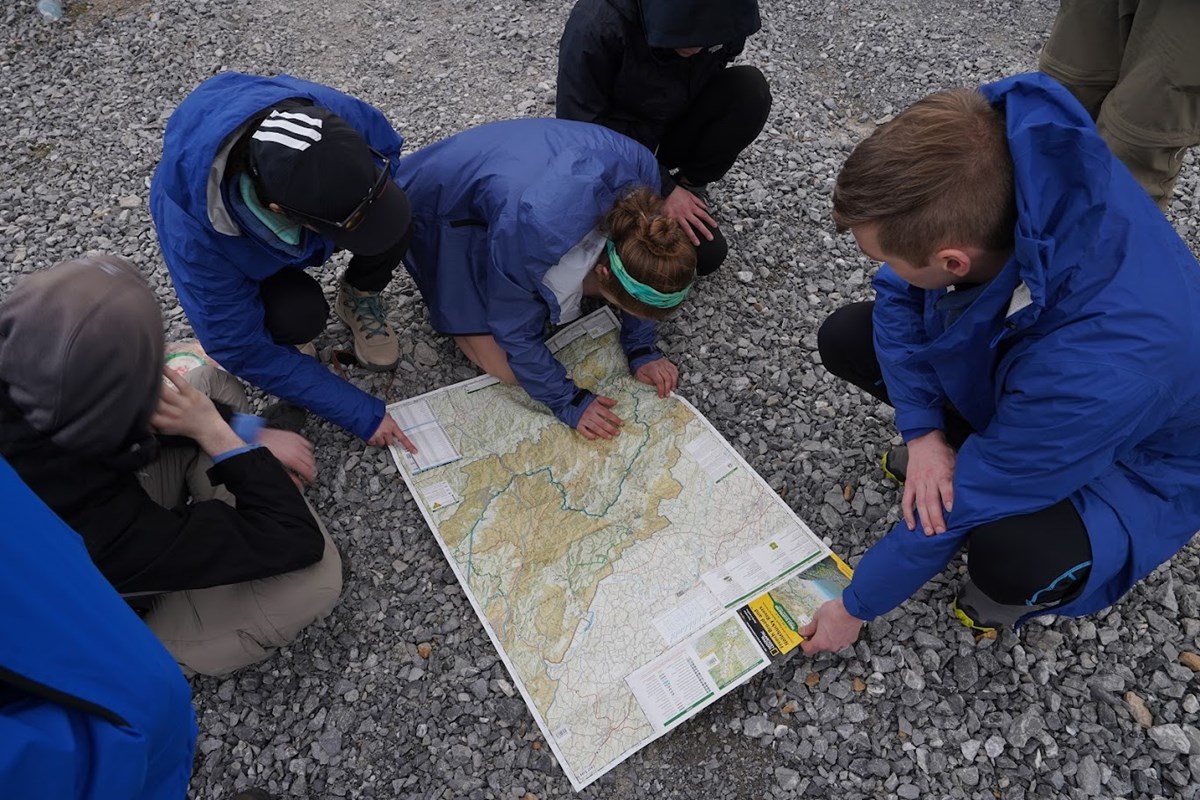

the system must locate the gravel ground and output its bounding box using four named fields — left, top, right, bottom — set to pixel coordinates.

left=4, top=0, right=1200, bottom=798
